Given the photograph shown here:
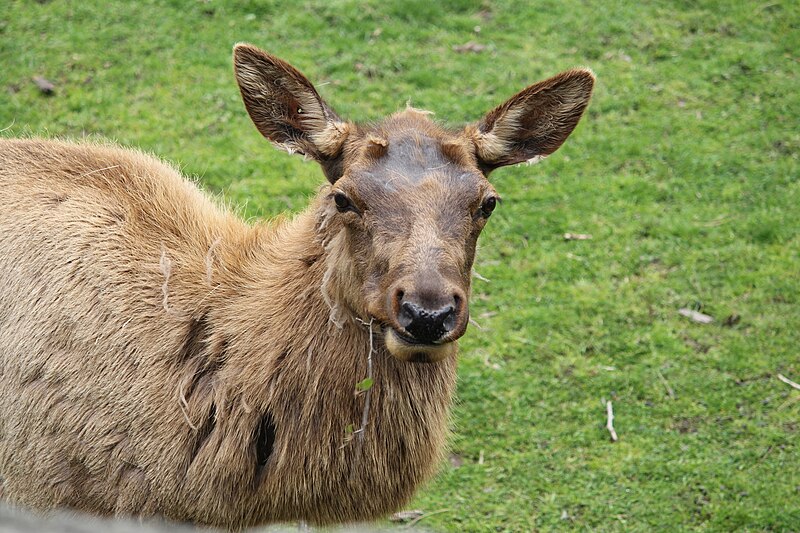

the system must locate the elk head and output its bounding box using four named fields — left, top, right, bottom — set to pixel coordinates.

left=233, top=44, right=594, bottom=363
